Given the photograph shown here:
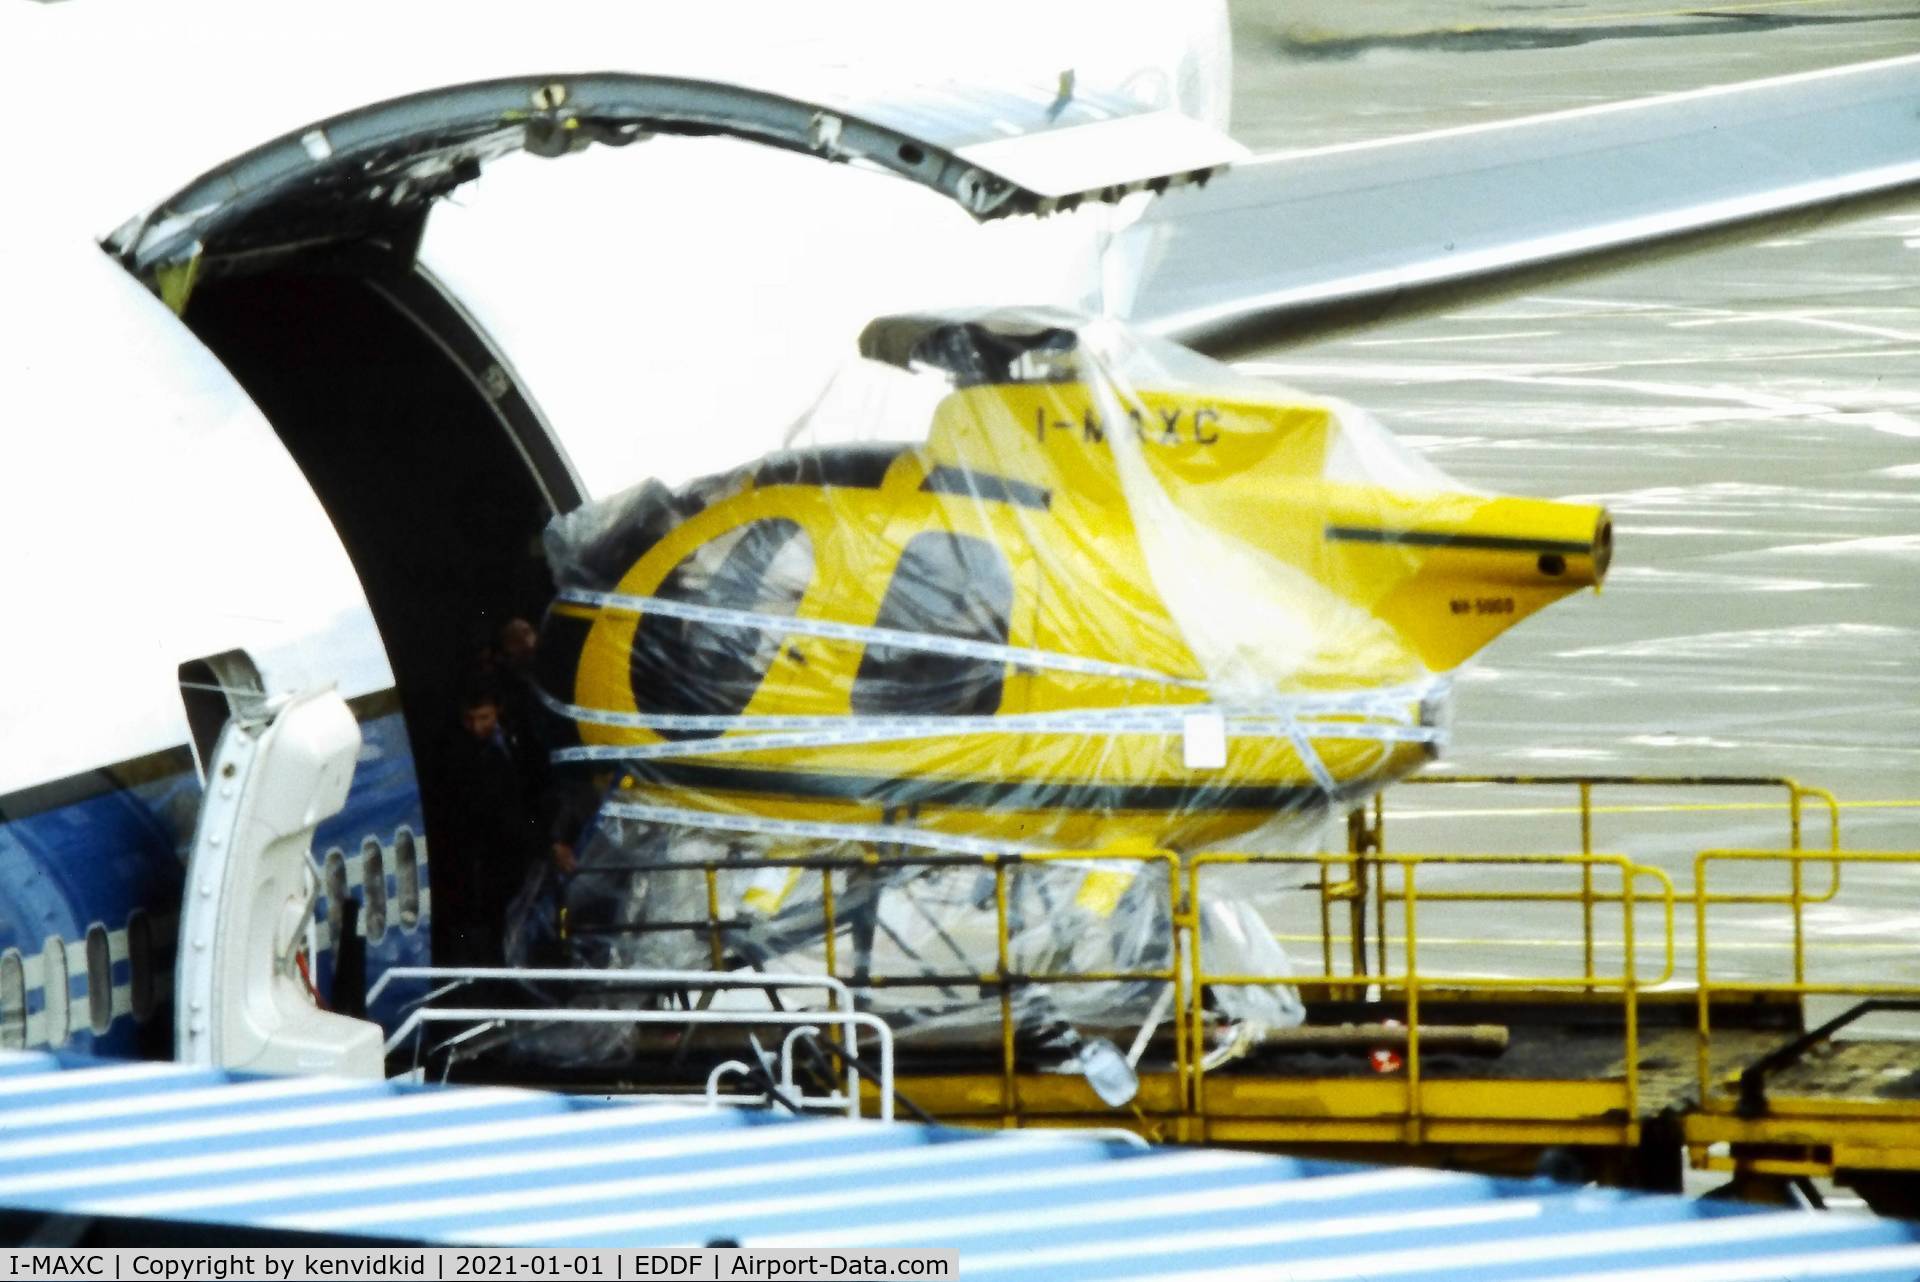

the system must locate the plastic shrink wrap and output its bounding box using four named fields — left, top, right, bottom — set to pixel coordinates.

left=518, top=308, right=1612, bottom=1083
